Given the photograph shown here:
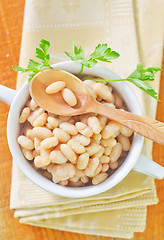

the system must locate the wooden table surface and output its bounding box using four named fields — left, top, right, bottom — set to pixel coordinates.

left=0, top=1, right=164, bottom=240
